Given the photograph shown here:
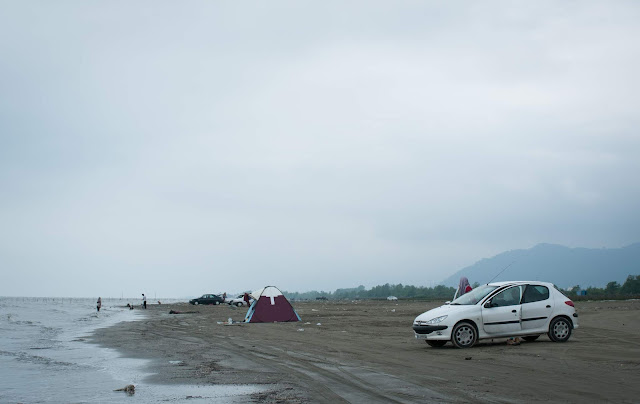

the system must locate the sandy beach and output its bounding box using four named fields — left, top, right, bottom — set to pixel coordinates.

left=89, top=299, right=640, bottom=403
